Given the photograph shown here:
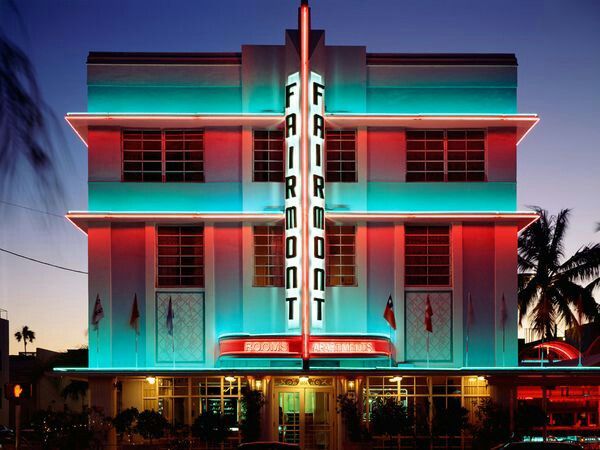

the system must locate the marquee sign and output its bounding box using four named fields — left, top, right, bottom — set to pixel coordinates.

left=219, top=336, right=391, bottom=358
